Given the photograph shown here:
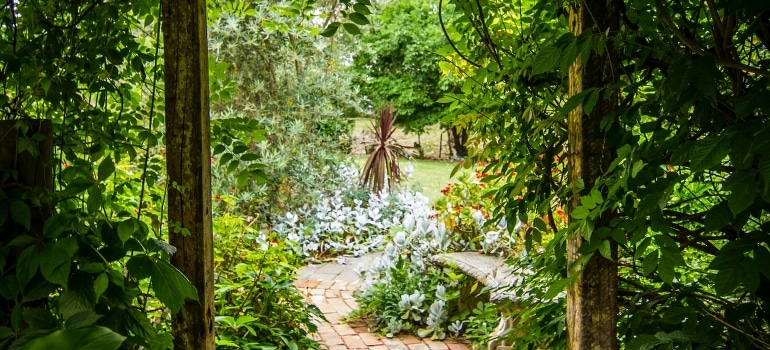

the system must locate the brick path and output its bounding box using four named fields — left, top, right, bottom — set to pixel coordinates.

left=295, top=255, right=471, bottom=350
